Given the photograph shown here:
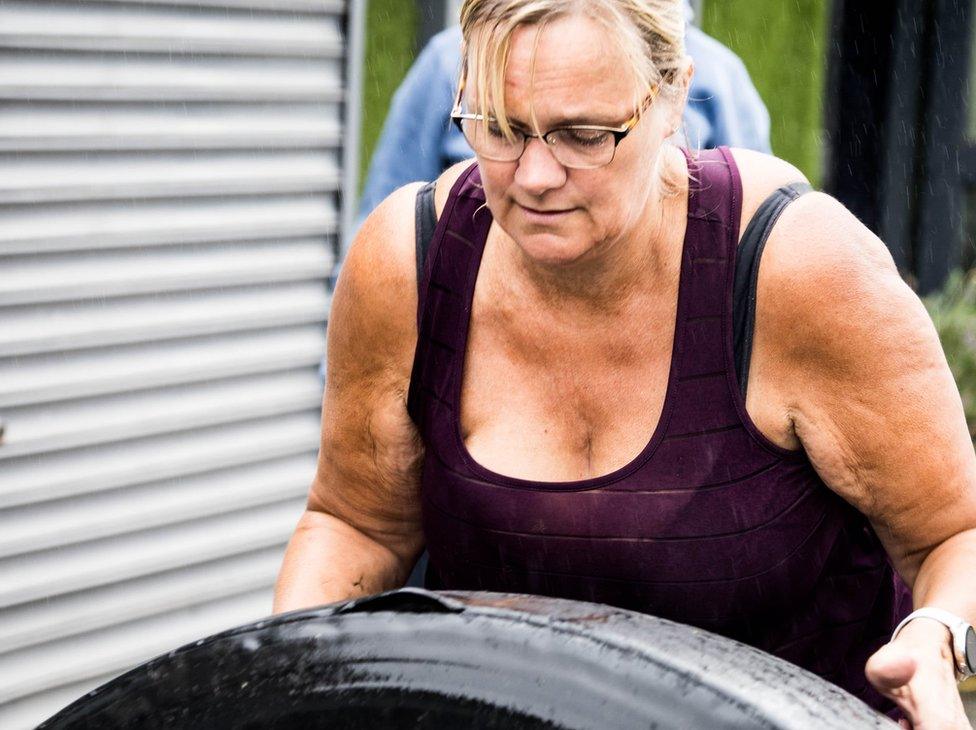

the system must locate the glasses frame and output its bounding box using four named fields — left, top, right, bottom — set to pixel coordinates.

left=449, top=81, right=659, bottom=169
